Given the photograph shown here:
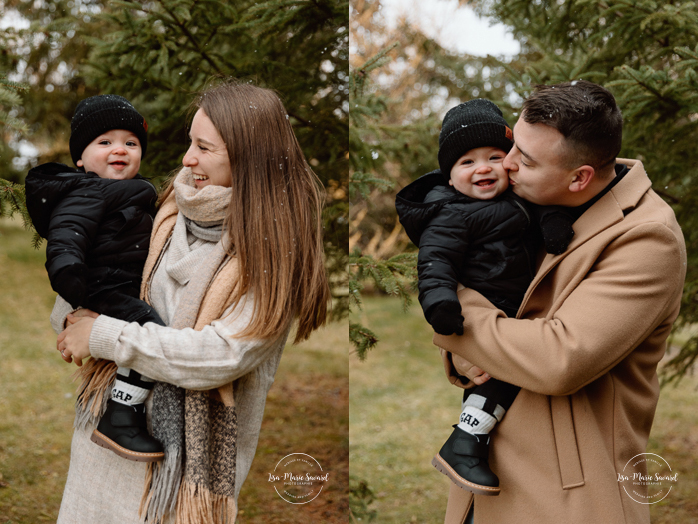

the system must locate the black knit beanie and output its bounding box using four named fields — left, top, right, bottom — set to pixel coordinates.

left=69, top=94, right=148, bottom=166
left=438, top=99, right=513, bottom=179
